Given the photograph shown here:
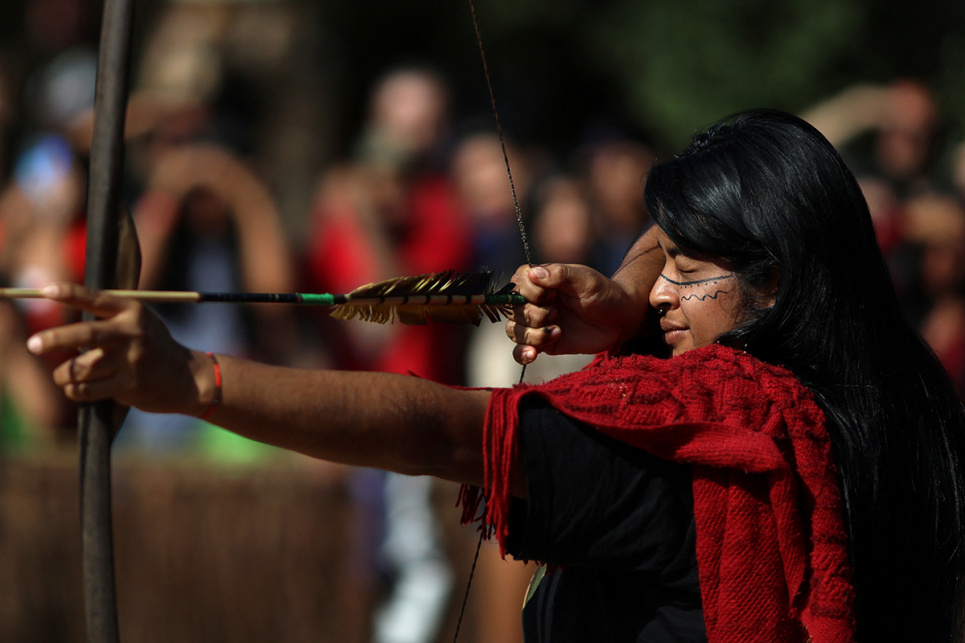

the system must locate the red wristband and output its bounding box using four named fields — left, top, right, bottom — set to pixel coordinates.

left=201, top=352, right=222, bottom=420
